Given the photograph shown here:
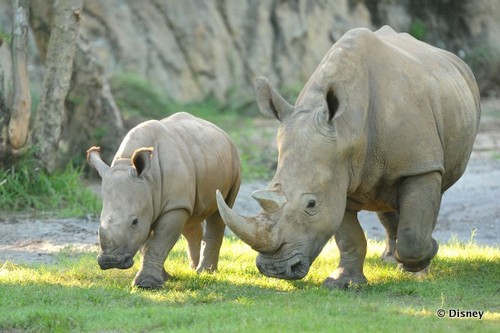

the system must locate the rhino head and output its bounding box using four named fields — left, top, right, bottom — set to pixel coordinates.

left=87, top=146, right=155, bottom=270
left=217, top=77, right=351, bottom=280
